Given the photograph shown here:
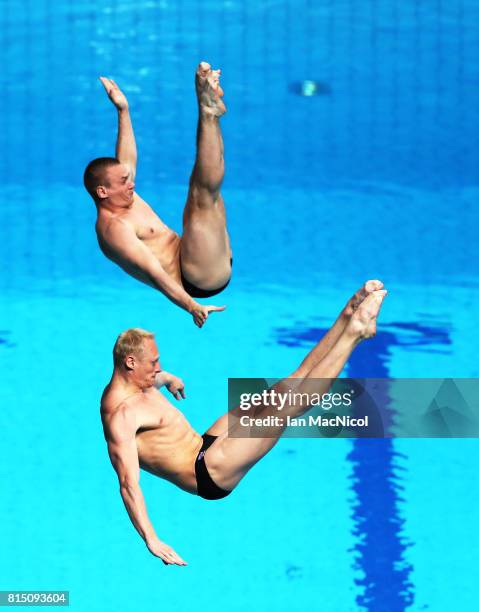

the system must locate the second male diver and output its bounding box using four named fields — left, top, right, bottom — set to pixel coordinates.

left=100, top=281, right=387, bottom=565
left=83, top=62, right=231, bottom=328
